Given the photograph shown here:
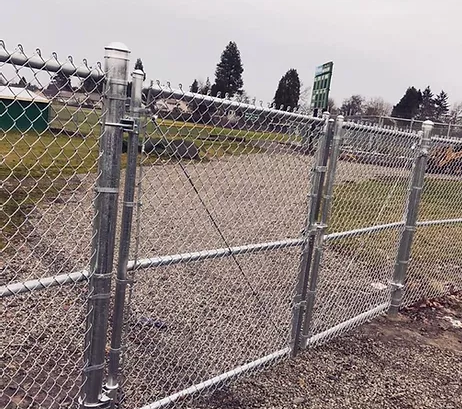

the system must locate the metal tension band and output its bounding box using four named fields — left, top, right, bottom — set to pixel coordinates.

left=82, top=362, right=105, bottom=373
left=105, top=94, right=128, bottom=101
left=91, top=272, right=113, bottom=279
left=94, top=187, right=119, bottom=194
left=123, top=201, right=136, bottom=207
left=89, top=293, right=111, bottom=301
left=107, top=78, right=127, bottom=86
left=115, top=277, right=133, bottom=285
